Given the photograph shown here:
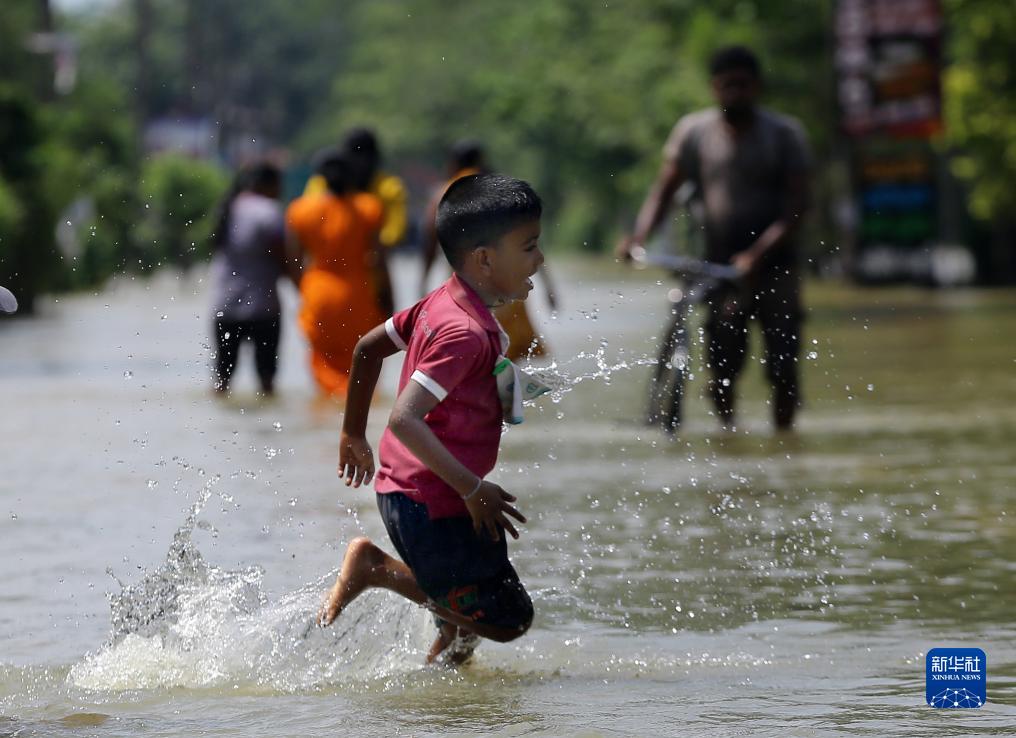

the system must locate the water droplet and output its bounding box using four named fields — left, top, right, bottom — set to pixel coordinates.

left=272, top=421, right=283, bottom=432
left=123, top=370, right=133, bottom=379
left=146, top=479, right=158, bottom=489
